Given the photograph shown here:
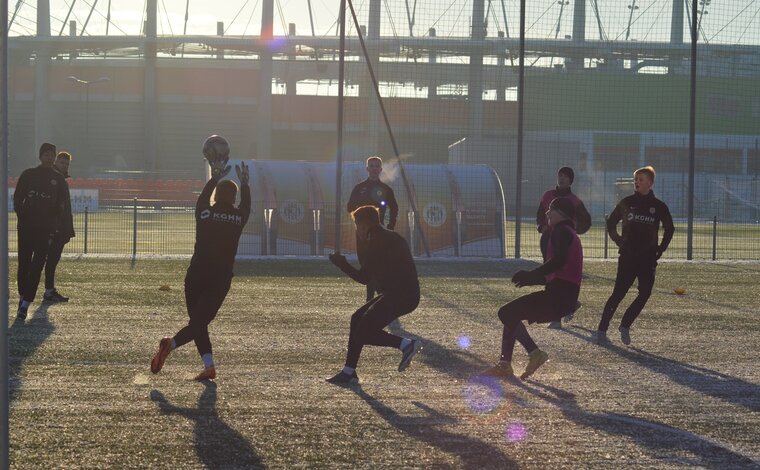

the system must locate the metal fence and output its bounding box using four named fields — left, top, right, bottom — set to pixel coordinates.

left=7, top=206, right=759, bottom=260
